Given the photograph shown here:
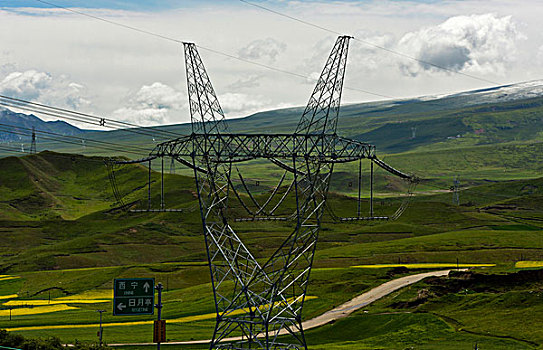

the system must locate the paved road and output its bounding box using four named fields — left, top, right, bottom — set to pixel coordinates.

left=110, top=269, right=453, bottom=347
